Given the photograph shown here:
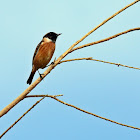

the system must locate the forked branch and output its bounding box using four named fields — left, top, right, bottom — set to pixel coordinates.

left=70, top=27, right=140, bottom=53
left=0, top=94, right=63, bottom=139
left=0, top=0, right=139, bottom=118
left=1, top=93, right=140, bottom=139
left=0, top=0, right=140, bottom=139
